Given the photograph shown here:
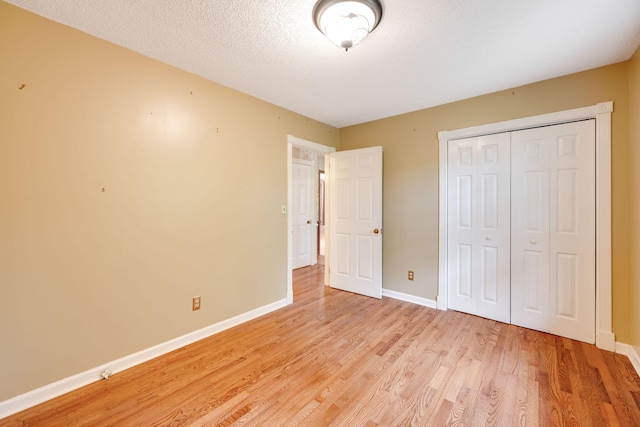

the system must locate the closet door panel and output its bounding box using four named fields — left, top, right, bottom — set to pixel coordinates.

left=448, top=141, right=476, bottom=310
left=511, top=134, right=550, bottom=331
left=447, top=133, right=510, bottom=323
left=549, top=121, right=596, bottom=343
left=512, top=120, right=595, bottom=343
